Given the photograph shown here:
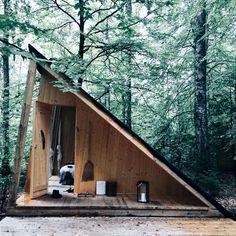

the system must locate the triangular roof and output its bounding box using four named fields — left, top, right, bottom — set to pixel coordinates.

left=28, top=44, right=234, bottom=220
